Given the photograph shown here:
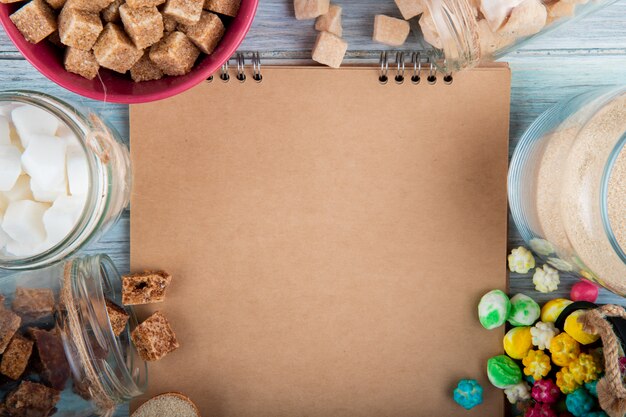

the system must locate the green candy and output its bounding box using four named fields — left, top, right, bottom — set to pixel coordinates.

left=508, top=293, right=540, bottom=326
left=478, top=289, right=511, bottom=330
left=487, top=355, right=522, bottom=389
